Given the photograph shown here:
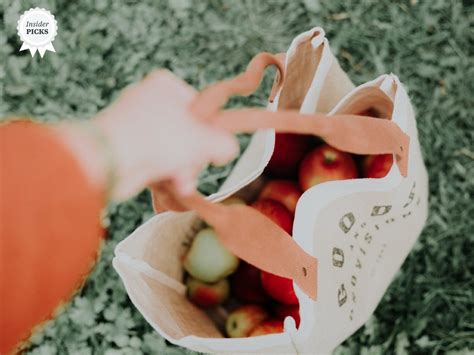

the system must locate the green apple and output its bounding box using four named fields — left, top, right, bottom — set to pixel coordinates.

left=184, top=228, right=239, bottom=283
left=186, top=277, right=229, bottom=309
